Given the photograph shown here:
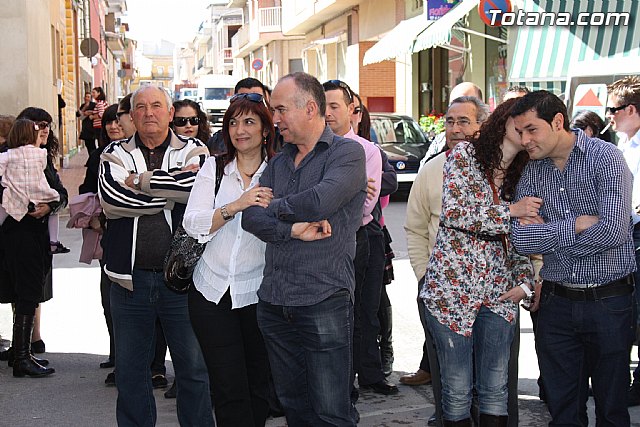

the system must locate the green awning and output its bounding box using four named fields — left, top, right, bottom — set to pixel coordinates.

left=509, top=0, right=640, bottom=85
